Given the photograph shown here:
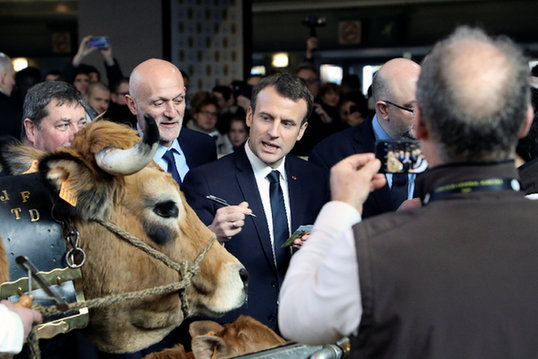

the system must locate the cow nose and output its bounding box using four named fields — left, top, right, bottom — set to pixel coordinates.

left=239, top=267, right=249, bottom=288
